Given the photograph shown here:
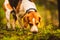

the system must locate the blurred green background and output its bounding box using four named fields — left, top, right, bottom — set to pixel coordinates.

left=0, top=0, right=60, bottom=40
